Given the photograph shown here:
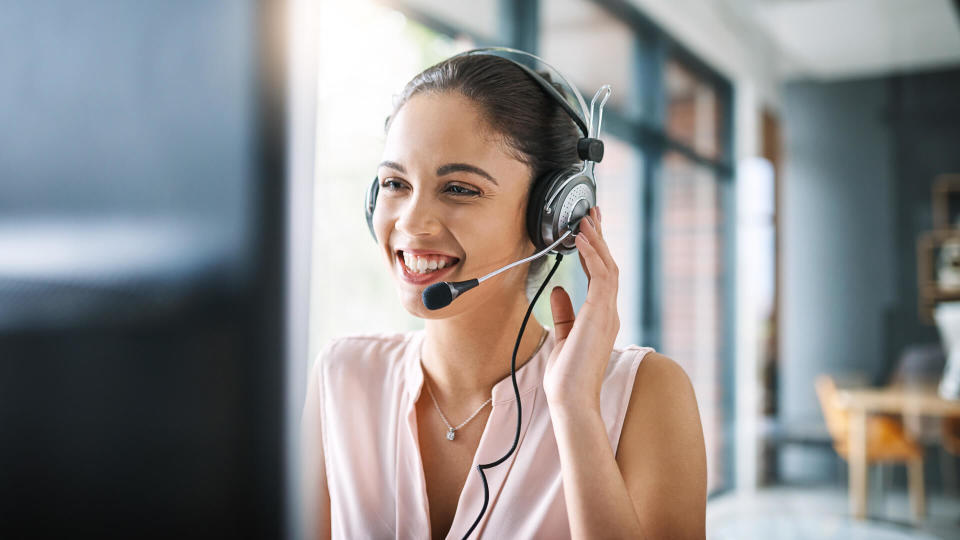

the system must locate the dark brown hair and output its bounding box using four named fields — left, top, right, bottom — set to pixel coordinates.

left=384, top=53, right=581, bottom=296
